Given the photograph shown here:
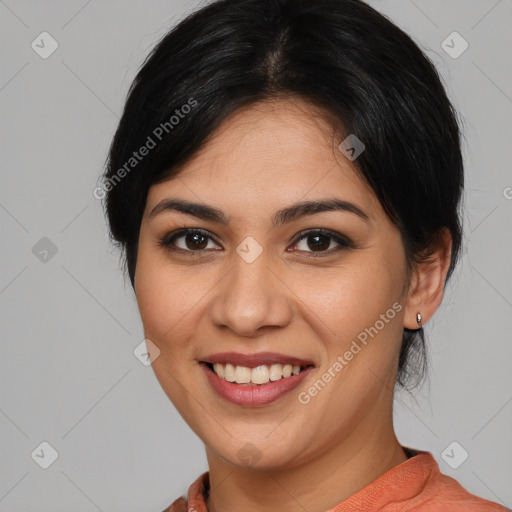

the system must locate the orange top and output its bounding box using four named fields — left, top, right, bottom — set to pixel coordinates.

left=163, top=448, right=509, bottom=512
